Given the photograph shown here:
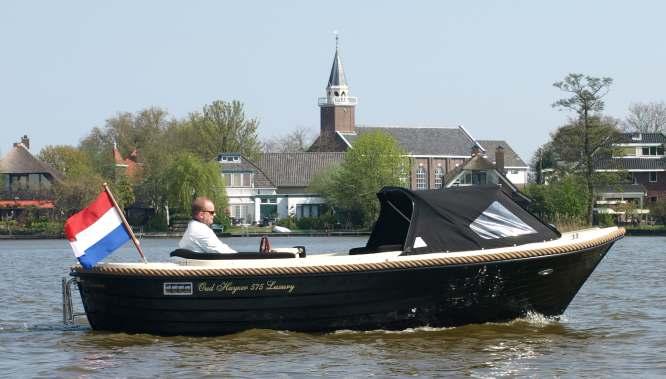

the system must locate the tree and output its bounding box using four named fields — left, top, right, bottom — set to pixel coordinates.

left=552, top=73, right=615, bottom=224
left=79, top=107, right=172, bottom=178
left=648, top=199, right=666, bottom=225
left=186, top=100, right=262, bottom=161
left=530, top=143, right=558, bottom=185
left=624, top=101, right=666, bottom=133
left=162, top=153, right=227, bottom=215
left=310, top=131, right=408, bottom=227
left=38, top=145, right=107, bottom=215
left=38, top=145, right=91, bottom=178
left=262, top=128, right=314, bottom=153
left=523, top=176, right=588, bottom=227
left=53, top=175, right=105, bottom=216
